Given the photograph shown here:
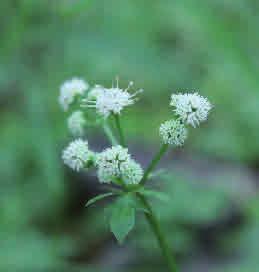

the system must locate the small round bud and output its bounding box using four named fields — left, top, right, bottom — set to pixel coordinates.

left=159, top=120, right=187, bottom=146
left=59, top=78, right=88, bottom=111
left=170, top=92, right=212, bottom=127
left=62, top=139, right=94, bottom=171
left=67, top=111, right=86, bottom=136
